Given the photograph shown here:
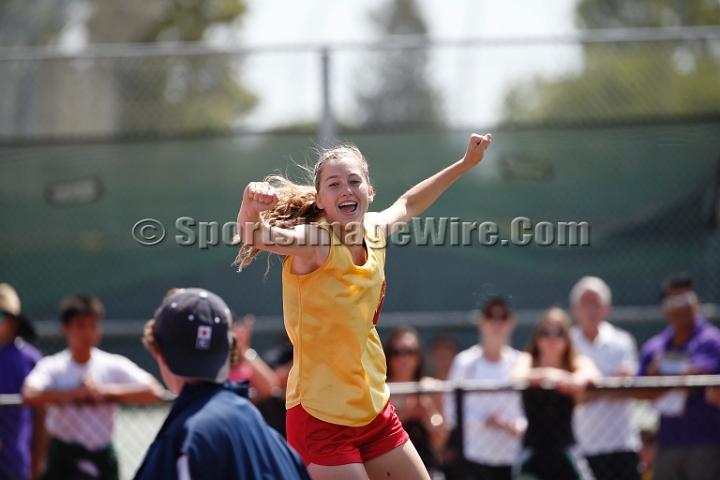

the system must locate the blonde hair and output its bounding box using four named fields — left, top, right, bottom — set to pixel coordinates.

left=234, top=144, right=371, bottom=271
left=312, top=145, right=369, bottom=188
